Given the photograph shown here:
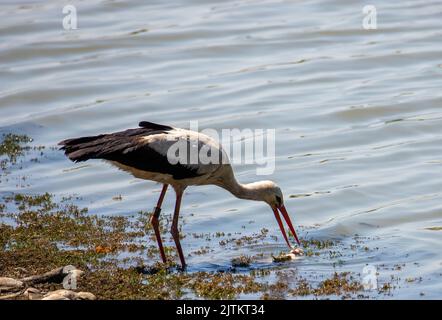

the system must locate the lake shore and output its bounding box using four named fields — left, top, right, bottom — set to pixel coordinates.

left=0, top=188, right=370, bottom=300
